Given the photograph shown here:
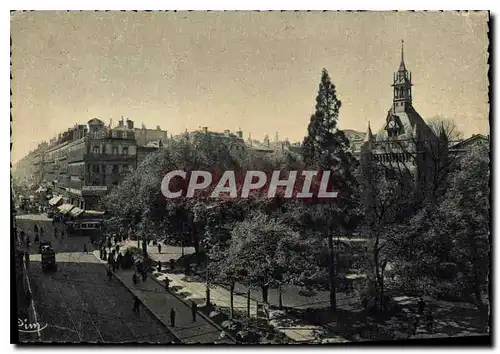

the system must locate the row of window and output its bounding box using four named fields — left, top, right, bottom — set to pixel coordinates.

left=91, top=164, right=132, bottom=174
left=90, top=130, right=134, bottom=139
left=74, top=223, right=101, bottom=230
left=375, top=153, right=414, bottom=163
left=394, top=87, right=411, bottom=99
left=92, top=146, right=130, bottom=155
